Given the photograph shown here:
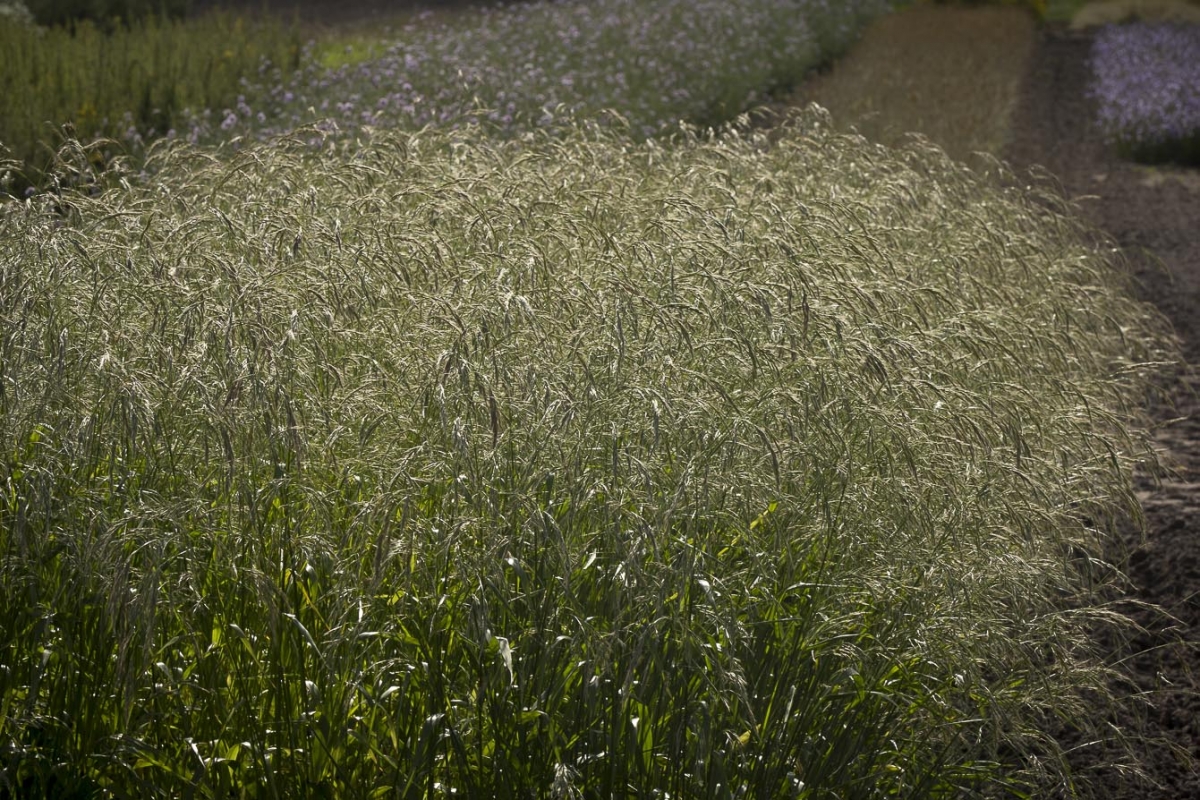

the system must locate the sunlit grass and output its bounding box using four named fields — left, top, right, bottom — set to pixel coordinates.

left=313, top=38, right=386, bottom=69
left=0, top=109, right=1176, bottom=797
left=305, top=5, right=481, bottom=69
